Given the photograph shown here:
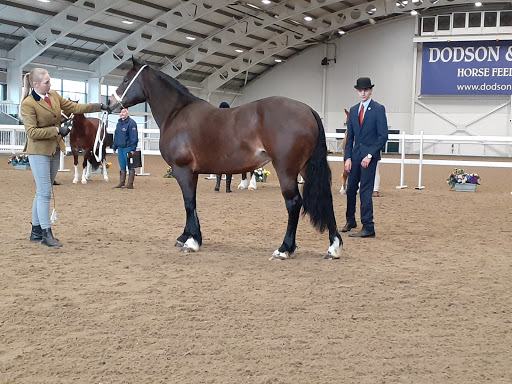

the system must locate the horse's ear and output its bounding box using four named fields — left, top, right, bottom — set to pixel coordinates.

left=132, top=56, right=142, bottom=67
